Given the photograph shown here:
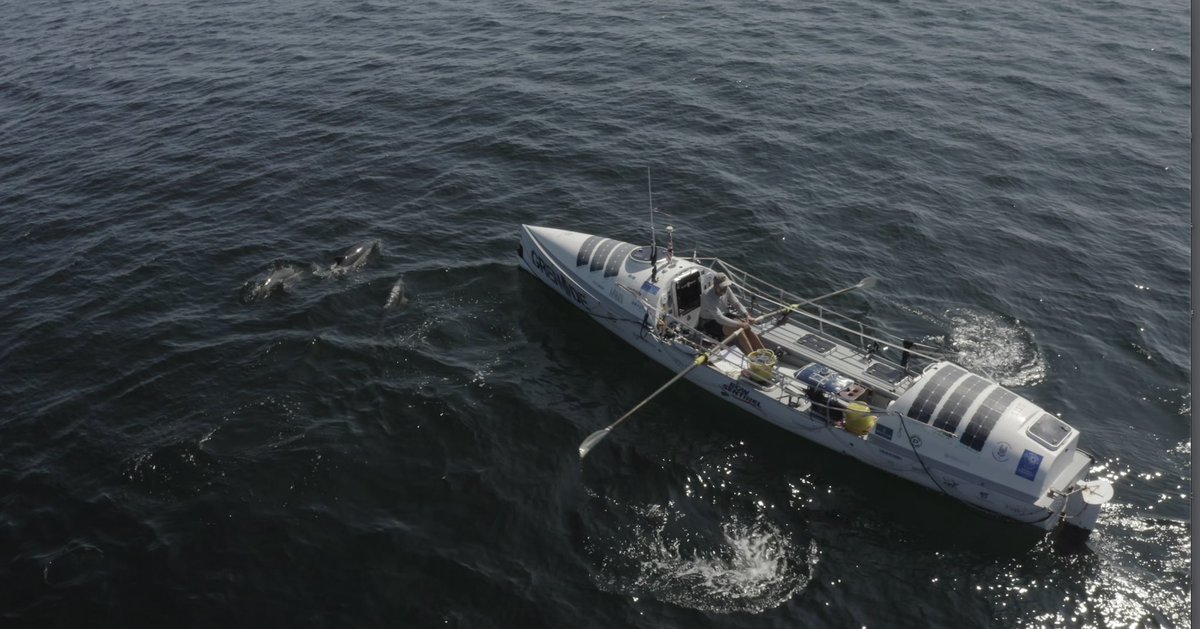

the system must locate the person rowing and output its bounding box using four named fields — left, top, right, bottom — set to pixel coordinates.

left=697, top=272, right=766, bottom=355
